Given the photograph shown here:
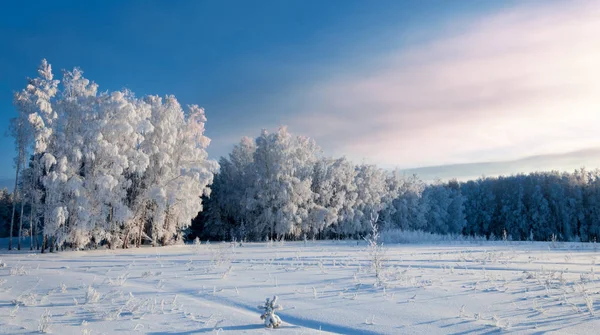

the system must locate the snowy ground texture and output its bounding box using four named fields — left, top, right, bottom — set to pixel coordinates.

left=2, top=240, right=600, bottom=334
